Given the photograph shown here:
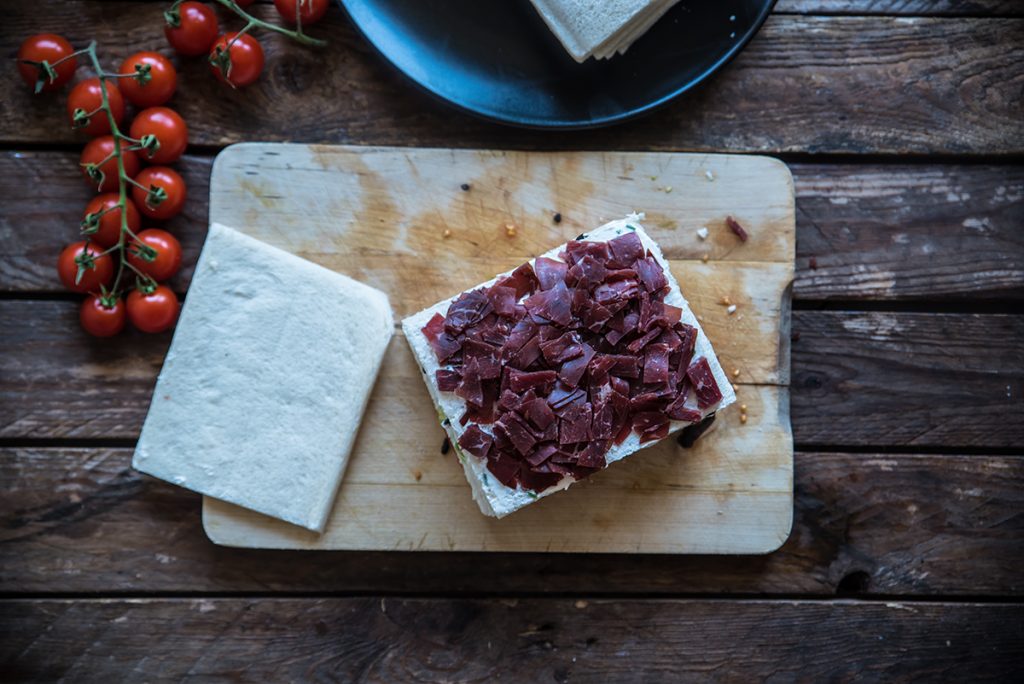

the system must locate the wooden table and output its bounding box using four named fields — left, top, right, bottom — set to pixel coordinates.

left=2, top=1, right=1022, bottom=680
